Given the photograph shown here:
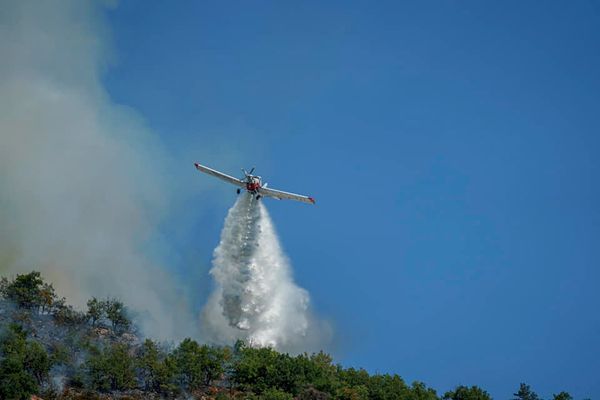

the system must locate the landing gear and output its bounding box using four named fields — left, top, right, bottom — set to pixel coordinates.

left=256, top=195, right=262, bottom=200
left=236, top=188, right=241, bottom=194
